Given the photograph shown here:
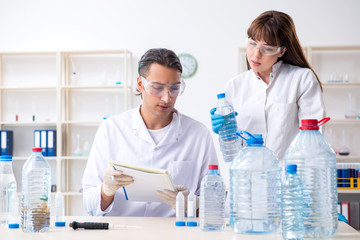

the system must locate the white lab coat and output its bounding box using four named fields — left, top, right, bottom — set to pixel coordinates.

left=225, top=61, right=325, bottom=163
left=82, top=106, right=218, bottom=217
